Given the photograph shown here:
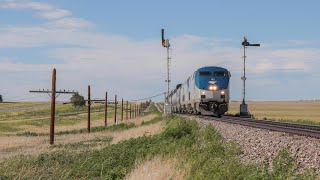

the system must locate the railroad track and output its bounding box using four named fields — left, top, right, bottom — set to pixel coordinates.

left=182, top=114, right=320, bottom=139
